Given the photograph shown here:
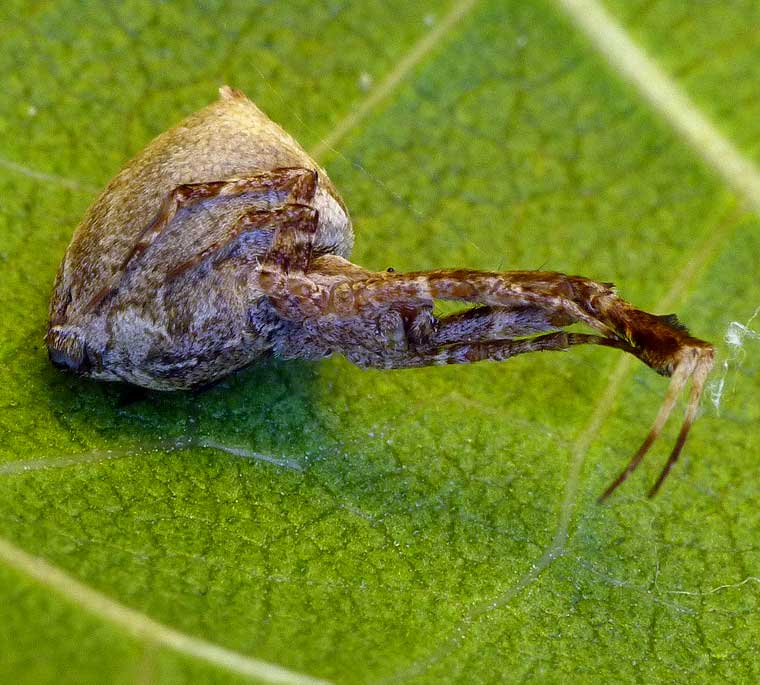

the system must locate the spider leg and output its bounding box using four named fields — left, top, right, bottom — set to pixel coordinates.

left=597, top=344, right=712, bottom=502
left=647, top=355, right=712, bottom=498
left=350, top=268, right=713, bottom=497
left=431, top=305, right=564, bottom=345
left=260, top=205, right=319, bottom=273
left=87, top=167, right=317, bottom=311
left=167, top=204, right=318, bottom=280
left=259, top=259, right=713, bottom=497
left=126, top=167, right=317, bottom=269
left=373, top=332, right=628, bottom=369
